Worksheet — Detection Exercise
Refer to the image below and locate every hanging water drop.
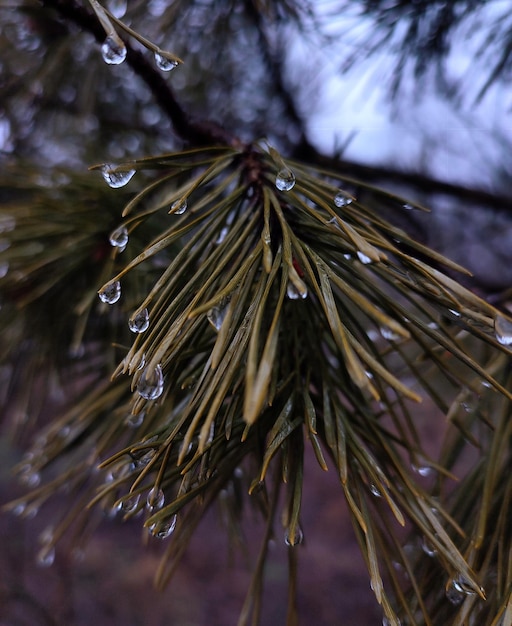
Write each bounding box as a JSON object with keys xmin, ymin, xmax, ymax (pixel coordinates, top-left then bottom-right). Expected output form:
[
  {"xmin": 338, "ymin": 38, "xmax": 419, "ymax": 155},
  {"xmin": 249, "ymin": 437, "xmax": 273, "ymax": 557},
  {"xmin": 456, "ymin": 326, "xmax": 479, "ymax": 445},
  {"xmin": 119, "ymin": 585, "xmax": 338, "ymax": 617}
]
[
  {"xmin": 109, "ymin": 225, "xmax": 128, "ymax": 249},
  {"xmin": 149, "ymin": 514, "xmax": 177, "ymax": 539},
  {"xmin": 207, "ymin": 302, "xmax": 228, "ymax": 331},
  {"xmin": 452, "ymin": 574, "xmax": 479, "ymax": 596},
  {"xmin": 380, "ymin": 326, "xmax": 401, "ymax": 341},
  {"xmin": 402, "ymin": 203, "xmax": 414, "ymax": 210},
  {"xmin": 36, "ymin": 545, "xmax": 55, "ymax": 568},
  {"xmin": 284, "ymin": 525, "xmax": 304, "ymax": 546},
  {"xmin": 170, "ymin": 197, "xmax": 187, "ymax": 214},
  {"xmin": 216, "ymin": 226, "xmax": 229, "ymax": 244},
  {"xmin": 357, "ymin": 251, "xmax": 372, "ymax": 264},
  {"xmin": 494, "ymin": 314, "xmax": 512, "ymax": 346},
  {"xmin": 137, "ymin": 364, "xmax": 164, "ymax": 400},
  {"xmin": 12, "ymin": 502, "xmax": 27, "ymax": 516},
  {"xmin": 129, "ymin": 308, "xmax": 150, "ymax": 333},
  {"xmin": 101, "ymin": 35, "xmax": 127, "ymax": 65},
  {"xmin": 370, "ymin": 484, "xmax": 382, "ymax": 498},
  {"xmin": 18, "ymin": 466, "xmax": 41, "ymax": 488},
  {"xmin": 107, "ymin": 0, "xmax": 127, "ymax": 18},
  {"xmin": 286, "ymin": 280, "xmax": 308, "ymax": 300},
  {"xmin": 154, "ymin": 51, "xmax": 179, "ymax": 72},
  {"xmin": 101, "ymin": 164, "xmax": 135, "ymax": 188},
  {"xmin": 134, "ymin": 449, "xmax": 155, "ymax": 469},
  {"xmin": 98, "ymin": 280, "xmax": 121, "ymax": 304},
  {"xmin": 121, "ymin": 493, "xmax": 140, "ymax": 513},
  {"xmin": 125, "ymin": 411, "xmax": 145, "ymax": 428},
  {"xmin": 146, "ymin": 486, "xmax": 165, "ymax": 511},
  {"xmin": 275, "ymin": 168, "xmax": 295, "ymax": 192},
  {"xmin": 334, "ymin": 191, "xmax": 353, "ymax": 208},
  {"xmin": 412, "ymin": 463, "xmax": 433, "ymax": 477}
]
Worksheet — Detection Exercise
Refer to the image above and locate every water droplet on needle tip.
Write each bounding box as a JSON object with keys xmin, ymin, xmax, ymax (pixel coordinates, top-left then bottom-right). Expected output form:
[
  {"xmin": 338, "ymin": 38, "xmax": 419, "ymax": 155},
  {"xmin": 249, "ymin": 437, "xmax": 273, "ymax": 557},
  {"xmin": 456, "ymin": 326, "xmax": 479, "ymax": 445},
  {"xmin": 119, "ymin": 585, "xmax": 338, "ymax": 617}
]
[
  {"xmin": 129, "ymin": 308, "xmax": 150, "ymax": 333},
  {"xmin": 275, "ymin": 168, "xmax": 295, "ymax": 192},
  {"xmin": 137, "ymin": 364, "xmax": 164, "ymax": 400},
  {"xmin": 109, "ymin": 225, "xmax": 128, "ymax": 249},
  {"xmin": 101, "ymin": 164, "xmax": 135, "ymax": 188},
  {"xmin": 494, "ymin": 314, "xmax": 512, "ymax": 346},
  {"xmin": 154, "ymin": 51, "xmax": 178, "ymax": 72},
  {"xmin": 98, "ymin": 281, "xmax": 121, "ymax": 304},
  {"xmin": 101, "ymin": 35, "xmax": 127, "ymax": 65}
]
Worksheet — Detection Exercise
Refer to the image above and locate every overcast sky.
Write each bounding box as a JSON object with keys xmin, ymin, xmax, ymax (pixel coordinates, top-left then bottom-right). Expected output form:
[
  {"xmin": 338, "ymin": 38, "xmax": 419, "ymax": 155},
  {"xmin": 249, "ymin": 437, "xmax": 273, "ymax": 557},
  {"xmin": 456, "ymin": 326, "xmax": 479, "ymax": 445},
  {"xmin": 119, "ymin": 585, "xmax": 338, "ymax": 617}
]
[{"xmin": 299, "ymin": 1, "xmax": 511, "ymax": 190}]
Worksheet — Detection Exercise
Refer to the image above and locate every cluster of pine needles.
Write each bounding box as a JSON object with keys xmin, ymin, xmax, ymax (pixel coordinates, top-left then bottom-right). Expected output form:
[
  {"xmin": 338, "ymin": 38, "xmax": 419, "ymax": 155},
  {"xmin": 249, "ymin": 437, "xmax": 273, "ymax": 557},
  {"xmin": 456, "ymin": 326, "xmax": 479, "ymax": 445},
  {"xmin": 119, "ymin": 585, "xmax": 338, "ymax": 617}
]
[{"xmin": 1, "ymin": 142, "xmax": 512, "ymax": 625}]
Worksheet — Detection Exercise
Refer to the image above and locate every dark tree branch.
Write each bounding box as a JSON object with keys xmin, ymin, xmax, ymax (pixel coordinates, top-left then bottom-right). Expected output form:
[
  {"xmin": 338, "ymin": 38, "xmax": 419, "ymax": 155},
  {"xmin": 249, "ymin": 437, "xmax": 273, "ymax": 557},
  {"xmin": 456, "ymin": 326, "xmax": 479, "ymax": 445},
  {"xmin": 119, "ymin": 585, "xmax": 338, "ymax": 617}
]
[
  {"xmin": 41, "ymin": 0, "xmax": 239, "ymax": 148},
  {"xmin": 38, "ymin": 1, "xmax": 512, "ymax": 222}
]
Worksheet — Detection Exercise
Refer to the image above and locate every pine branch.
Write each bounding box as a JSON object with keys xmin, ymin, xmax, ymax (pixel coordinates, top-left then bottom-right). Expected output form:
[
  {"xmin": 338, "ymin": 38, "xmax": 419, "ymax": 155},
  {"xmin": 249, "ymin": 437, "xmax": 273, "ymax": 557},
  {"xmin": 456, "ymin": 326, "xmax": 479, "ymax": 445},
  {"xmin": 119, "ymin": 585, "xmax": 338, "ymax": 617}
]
[{"xmin": 40, "ymin": 0, "xmax": 238, "ymax": 147}]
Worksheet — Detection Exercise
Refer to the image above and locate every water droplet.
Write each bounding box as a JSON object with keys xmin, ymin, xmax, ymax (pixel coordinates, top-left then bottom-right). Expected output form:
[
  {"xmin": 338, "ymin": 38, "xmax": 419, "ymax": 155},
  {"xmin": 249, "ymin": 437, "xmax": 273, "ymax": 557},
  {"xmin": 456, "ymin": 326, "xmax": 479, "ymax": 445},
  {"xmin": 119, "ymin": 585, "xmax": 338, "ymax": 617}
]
[
  {"xmin": 170, "ymin": 197, "xmax": 187, "ymax": 214},
  {"xmin": 207, "ymin": 301, "xmax": 228, "ymax": 331},
  {"xmin": 107, "ymin": 0, "xmax": 127, "ymax": 18},
  {"xmin": 448, "ymin": 308, "xmax": 461, "ymax": 318},
  {"xmin": 146, "ymin": 486, "xmax": 165, "ymax": 511},
  {"xmin": 129, "ymin": 308, "xmax": 150, "ymax": 333},
  {"xmin": 370, "ymin": 484, "xmax": 382, "ymax": 497},
  {"xmin": 109, "ymin": 225, "xmax": 128, "ymax": 249},
  {"xmin": 494, "ymin": 315, "xmax": 512, "ymax": 346},
  {"xmin": 154, "ymin": 51, "xmax": 178, "ymax": 72},
  {"xmin": 402, "ymin": 203, "xmax": 414, "ymax": 210},
  {"xmin": 149, "ymin": 515, "xmax": 177, "ymax": 539},
  {"xmin": 357, "ymin": 251, "xmax": 372, "ymax": 264},
  {"xmin": 452, "ymin": 574, "xmax": 479, "ymax": 596},
  {"xmin": 98, "ymin": 280, "xmax": 121, "ymax": 304},
  {"xmin": 125, "ymin": 411, "xmax": 145, "ymax": 428},
  {"xmin": 275, "ymin": 168, "xmax": 295, "ymax": 192},
  {"xmin": 334, "ymin": 191, "xmax": 353, "ymax": 208},
  {"xmin": 284, "ymin": 525, "xmax": 303, "ymax": 546},
  {"xmin": 101, "ymin": 164, "xmax": 135, "ymax": 188},
  {"xmin": 36, "ymin": 545, "xmax": 55, "ymax": 568},
  {"xmin": 412, "ymin": 463, "xmax": 433, "ymax": 477},
  {"xmin": 286, "ymin": 280, "xmax": 308, "ymax": 300},
  {"xmin": 421, "ymin": 536, "xmax": 437, "ymax": 557},
  {"xmin": 134, "ymin": 449, "xmax": 155, "ymax": 468},
  {"xmin": 137, "ymin": 364, "xmax": 164, "ymax": 400},
  {"xmin": 216, "ymin": 226, "xmax": 229, "ymax": 244},
  {"xmin": 380, "ymin": 326, "xmax": 401, "ymax": 341},
  {"xmin": 121, "ymin": 493, "xmax": 140, "ymax": 513},
  {"xmin": 11, "ymin": 502, "xmax": 27, "ymax": 516},
  {"xmin": 101, "ymin": 35, "xmax": 127, "ymax": 65},
  {"xmin": 18, "ymin": 466, "xmax": 41, "ymax": 488}
]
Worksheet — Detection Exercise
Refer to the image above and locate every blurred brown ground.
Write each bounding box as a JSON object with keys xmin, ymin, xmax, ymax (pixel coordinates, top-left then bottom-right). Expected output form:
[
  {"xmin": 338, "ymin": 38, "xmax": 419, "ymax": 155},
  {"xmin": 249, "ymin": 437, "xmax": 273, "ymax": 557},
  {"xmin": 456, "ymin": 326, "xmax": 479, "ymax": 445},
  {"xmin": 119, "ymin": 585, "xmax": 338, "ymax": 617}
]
[{"xmin": 0, "ymin": 439, "xmax": 388, "ymax": 626}]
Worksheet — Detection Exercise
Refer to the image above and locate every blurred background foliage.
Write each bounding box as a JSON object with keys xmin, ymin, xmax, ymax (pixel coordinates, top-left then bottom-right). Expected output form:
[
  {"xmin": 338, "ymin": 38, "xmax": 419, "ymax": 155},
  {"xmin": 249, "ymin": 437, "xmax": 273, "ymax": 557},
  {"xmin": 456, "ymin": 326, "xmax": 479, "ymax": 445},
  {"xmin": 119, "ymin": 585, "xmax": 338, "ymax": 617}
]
[{"xmin": 1, "ymin": 1, "xmax": 512, "ymax": 625}]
